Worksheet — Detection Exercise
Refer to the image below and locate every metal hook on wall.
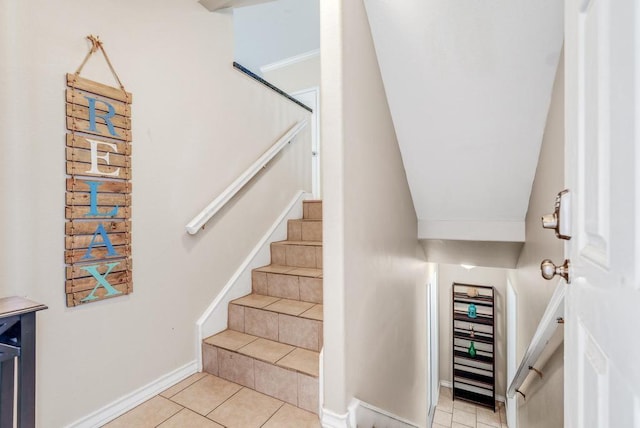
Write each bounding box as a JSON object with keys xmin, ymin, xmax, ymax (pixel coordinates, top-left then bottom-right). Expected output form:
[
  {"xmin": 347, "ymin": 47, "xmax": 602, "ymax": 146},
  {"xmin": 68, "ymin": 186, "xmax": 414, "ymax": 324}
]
[{"xmin": 528, "ymin": 366, "xmax": 543, "ymax": 379}]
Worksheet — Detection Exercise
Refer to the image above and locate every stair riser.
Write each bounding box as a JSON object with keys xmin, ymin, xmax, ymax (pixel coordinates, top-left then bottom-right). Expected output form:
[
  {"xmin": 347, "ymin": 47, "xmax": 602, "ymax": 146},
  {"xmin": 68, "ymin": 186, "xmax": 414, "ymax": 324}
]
[
  {"xmin": 287, "ymin": 220, "xmax": 322, "ymax": 242},
  {"xmin": 303, "ymin": 201, "xmax": 322, "ymax": 220},
  {"xmin": 252, "ymin": 271, "xmax": 323, "ymax": 304},
  {"xmin": 271, "ymin": 244, "xmax": 323, "ymax": 269},
  {"xmin": 228, "ymin": 303, "xmax": 323, "ymax": 352},
  {"xmin": 202, "ymin": 344, "xmax": 319, "ymax": 414}
]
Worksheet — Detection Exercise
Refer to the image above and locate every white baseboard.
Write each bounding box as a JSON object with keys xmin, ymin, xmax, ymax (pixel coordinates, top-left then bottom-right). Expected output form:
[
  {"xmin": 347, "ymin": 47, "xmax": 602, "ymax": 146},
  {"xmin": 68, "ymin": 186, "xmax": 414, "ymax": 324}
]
[
  {"xmin": 352, "ymin": 399, "xmax": 420, "ymax": 428},
  {"xmin": 321, "ymin": 407, "xmax": 351, "ymax": 428},
  {"xmin": 195, "ymin": 190, "xmax": 312, "ymax": 369},
  {"xmin": 66, "ymin": 360, "xmax": 197, "ymax": 428},
  {"xmin": 322, "ymin": 399, "xmax": 422, "ymax": 428},
  {"xmin": 439, "ymin": 380, "xmax": 506, "ymax": 403}
]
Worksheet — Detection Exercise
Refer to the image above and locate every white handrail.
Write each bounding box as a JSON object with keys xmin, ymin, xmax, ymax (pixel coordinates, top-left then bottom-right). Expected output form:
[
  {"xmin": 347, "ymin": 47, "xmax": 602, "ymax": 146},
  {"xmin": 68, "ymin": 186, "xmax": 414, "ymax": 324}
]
[
  {"xmin": 507, "ymin": 283, "xmax": 566, "ymax": 398},
  {"xmin": 186, "ymin": 119, "xmax": 309, "ymax": 235}
]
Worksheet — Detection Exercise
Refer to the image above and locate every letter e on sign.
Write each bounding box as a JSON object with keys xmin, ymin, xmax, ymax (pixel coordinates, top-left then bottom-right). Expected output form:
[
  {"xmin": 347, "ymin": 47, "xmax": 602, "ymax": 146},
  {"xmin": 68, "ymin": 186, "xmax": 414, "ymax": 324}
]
[{"xmin": 85, "ymin": 138, "xmax": 121, "ymax": 177}]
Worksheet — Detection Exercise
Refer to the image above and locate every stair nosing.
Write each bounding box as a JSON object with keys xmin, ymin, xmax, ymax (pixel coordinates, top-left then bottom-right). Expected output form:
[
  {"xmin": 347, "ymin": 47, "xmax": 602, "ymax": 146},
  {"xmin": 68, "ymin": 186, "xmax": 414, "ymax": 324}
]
[
  {"xmin": 204, "ymin": 330, "xmax": 319, "ymax": 377},
  {"xmin": 253, "ymin": 264, "xmax": 323, "ymax": 278},
  {"xmin": 230, "ymin": 294, "xmax": 323, "ymax": 319},
  {"xmin": 272, "ymin": 240, "xmax": 322, "ymax": 246}
]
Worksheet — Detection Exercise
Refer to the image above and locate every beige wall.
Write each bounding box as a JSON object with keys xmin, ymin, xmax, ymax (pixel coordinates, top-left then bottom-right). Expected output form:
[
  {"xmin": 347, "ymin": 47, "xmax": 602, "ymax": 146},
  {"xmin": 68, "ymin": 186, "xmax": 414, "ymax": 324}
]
[
  {"xmin": 422, "ymin": 240, "xmax": 523, "ymax": 269},
  {"xmin": 507, "ymin": 51, "xmax": 565, "ymax": 428},
  {"xmin": 437, "ymin": 265, "xmax": 508, "ymax": 397},
  {"xmin": 0, "ymin": 1, "xmax": 311, "ymax": 426},
  {"xmin": 262, "ymin": 55, "xmax": 320, "ymax": 94},
  {"xmin": 321, "ymin": 0, "xmax": 429, "ymax": 425}
]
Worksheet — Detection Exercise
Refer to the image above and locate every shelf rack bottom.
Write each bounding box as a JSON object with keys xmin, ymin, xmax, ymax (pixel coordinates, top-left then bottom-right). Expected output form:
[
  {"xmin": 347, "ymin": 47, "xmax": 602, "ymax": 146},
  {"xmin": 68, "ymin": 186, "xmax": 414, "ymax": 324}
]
[{"xmin": 453, "ymin": 387, "xmax": 496, "ymax": 412}]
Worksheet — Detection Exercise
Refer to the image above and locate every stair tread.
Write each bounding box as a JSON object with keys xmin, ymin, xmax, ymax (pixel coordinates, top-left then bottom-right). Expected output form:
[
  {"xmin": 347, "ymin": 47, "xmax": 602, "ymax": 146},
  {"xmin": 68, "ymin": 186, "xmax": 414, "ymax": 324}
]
[
  {"xmin": 254, "ymin": 264, "xmax": 322, "ymax": 278},
  {"xmin": 237, "ymin": 337, "xmax": 295, "ymax": 364},
  {"xmin": 204, "ymin": 330, "xmax": 319, "ymax": 377},
  {"xmin": 203, "ymin": 329, "xmax": 257, "ymax": 351},
  {"xmin": 231, "ymin": 294, "xmax": 280, "ymax": 309},
  {"xmin": 273, "ymin": 240, "xmax": 322, "ymax": 246},
  {"xmin": 263, "ymin": 298, "xmax": 315, "ymax": 316},
  {"xmin": 231, "ymin": 294, "xmax": 323, "ymax": 320},
  {"xmin": 277, "ymin": 348, "xmax": 319, "ymax": 377},
  {"xmin": 299, "ymin": 304, "xmax": 323, "ymax": 321}
]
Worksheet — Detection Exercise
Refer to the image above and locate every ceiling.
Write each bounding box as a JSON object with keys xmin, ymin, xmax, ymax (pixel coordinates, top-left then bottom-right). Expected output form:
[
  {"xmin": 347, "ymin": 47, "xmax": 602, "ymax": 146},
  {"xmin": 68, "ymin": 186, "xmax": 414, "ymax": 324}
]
[
  {"xmin": 230, "ymin": 0, "xmax": 319, "ymax": 75},
  {"xmin": 364, "ymin": 0, "xmax": 564, "ymax": 242},
  {"xmin": 202, "ymin": 0, "xmax": 564, "ymax": 261}
]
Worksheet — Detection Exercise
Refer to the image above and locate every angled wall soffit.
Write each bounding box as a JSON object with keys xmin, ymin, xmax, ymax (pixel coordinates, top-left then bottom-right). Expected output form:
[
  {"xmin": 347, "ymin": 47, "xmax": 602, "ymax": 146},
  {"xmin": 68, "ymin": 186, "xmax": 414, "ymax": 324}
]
[{"xmin": 199, "ymin": 0, "xmax": 276, "ymax": 13}]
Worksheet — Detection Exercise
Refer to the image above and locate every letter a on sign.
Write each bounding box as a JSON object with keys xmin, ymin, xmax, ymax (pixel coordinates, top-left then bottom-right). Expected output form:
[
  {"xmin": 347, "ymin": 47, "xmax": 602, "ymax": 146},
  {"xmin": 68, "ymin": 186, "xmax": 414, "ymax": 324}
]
[{"xmin": 83, "ymin": 223, "xmax": 119, "ymax": 260}]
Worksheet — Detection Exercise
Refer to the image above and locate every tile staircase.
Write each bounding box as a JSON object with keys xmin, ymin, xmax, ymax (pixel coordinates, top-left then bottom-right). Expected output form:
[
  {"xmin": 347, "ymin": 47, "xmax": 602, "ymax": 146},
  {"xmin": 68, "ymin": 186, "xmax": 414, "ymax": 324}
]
[{"xmin": 202, "ymin": 200, "xmax": 323, "ymax": 415}]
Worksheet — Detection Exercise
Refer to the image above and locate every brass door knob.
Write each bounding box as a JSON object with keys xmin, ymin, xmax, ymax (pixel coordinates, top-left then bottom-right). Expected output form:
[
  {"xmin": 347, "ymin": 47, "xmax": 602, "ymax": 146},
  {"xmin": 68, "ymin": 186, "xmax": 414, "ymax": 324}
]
[
  {"xmin": 541, "ymin": 189, "xmax": 571, "ymax": 240},
  {"xmin": 541, "ymin": 213, "xmax": 558, "ymax": 230},
  {"xmin": 540, "ymin": 259, "xmax": 571, "ymax": 283}
]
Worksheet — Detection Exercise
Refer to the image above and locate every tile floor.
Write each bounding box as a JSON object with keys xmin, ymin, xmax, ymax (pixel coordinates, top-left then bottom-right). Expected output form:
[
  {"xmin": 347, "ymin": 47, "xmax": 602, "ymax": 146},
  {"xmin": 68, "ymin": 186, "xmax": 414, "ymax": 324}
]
[
  {"xmin": 432, "ymin": 387, "xmax": 508, "ymax": 428},
  {"xmin": 103, "ymin": 372, "xmax": 320, "ymax": 428}
]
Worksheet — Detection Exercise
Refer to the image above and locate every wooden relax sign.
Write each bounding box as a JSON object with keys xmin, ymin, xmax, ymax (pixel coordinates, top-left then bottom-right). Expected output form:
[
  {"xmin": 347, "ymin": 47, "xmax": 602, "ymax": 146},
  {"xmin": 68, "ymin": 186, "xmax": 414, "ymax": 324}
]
[{"xmin": 65, "ymin": 66, "xmax": 133, "ymax": 306}]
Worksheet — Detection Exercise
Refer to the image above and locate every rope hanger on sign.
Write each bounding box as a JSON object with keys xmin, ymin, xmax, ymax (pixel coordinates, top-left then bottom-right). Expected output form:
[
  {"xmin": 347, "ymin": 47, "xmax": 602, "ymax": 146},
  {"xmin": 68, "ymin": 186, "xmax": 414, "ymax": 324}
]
[{"xmin": 74, "ymin": 35, "xmax": 128, "ymax": 96}]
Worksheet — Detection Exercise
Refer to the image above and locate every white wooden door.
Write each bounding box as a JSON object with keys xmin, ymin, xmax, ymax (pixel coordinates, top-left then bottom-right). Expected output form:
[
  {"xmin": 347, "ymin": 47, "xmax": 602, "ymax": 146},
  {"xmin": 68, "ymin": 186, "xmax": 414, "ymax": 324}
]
[
  {"xmin": 292, "ymin": 87, "xmax": 321, "ymax": 198},
  {"xmin": 565, "ymin": 0, "xmax": 640, "ymax": 426}
]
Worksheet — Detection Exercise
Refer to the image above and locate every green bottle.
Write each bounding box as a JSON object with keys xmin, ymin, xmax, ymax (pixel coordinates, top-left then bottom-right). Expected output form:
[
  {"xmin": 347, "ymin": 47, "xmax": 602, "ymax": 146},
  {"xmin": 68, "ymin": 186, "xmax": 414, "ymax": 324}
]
[{"xmin": 468, "ymin": 341, "xmax": 477, "ymax": 357}]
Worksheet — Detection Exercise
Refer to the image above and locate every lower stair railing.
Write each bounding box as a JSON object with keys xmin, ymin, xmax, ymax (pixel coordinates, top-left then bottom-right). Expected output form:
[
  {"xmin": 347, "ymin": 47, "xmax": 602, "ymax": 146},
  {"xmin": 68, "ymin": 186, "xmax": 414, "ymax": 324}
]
[{"xmin": 506, "ymin": 284, "xmax": 565, "ymax": 399}]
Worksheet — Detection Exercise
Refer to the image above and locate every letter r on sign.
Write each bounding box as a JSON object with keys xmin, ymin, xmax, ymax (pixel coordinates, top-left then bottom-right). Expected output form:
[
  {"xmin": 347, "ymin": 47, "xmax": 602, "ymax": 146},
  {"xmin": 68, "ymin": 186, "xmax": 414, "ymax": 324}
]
[{"xmin": 85, "ymin": 96, "xmax": 120, "ymax": 137}]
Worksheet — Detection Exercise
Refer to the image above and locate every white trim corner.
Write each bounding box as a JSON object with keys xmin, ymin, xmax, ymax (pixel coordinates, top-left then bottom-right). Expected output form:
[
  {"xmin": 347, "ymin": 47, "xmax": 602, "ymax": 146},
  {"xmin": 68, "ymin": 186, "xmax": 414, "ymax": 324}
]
[
  {"xmin": 260, "ymin": 49, "xmax": 320, "ymax": 74},
  {"xmin": 321, "ymin": 407, "xmax": 351, "ymax": 428}
]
